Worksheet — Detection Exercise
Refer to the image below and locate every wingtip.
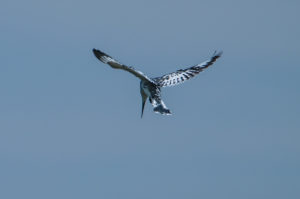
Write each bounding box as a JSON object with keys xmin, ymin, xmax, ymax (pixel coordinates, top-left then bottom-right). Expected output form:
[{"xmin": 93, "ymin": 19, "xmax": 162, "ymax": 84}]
[
  {"xmin": 93, "ymin": 48, "xmax": 102, "ymax": 55},
  {"xmin": 92, "ymin": 48, "xmax": 109, "ymax": 62},
  {"xmin": 213, "ymin": 50, "xmax": 223, "ymax": 57},
  {"xmin": 92, "ymin": 48, "xmax": 98, "ymax": 57},
  {"xmin": 92, "ymin": 48, "xmax": 109, "ymax": 57}
]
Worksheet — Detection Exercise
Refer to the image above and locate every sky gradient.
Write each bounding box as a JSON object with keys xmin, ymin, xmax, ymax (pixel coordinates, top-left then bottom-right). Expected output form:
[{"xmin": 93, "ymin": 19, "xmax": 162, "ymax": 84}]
[{"xmin": 1, "ymin": 0, "xmax": 299, "ymax": 198}]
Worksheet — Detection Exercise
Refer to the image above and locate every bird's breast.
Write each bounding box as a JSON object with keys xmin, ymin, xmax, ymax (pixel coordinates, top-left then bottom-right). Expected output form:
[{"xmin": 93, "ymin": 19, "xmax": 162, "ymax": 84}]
[
  {"xmin": 142, "ymin": 86, "xmax": 151, "ymax": 97},
  {"xmin": 141, "ymin": 81, "xmax": 159, "ymax": 98}
]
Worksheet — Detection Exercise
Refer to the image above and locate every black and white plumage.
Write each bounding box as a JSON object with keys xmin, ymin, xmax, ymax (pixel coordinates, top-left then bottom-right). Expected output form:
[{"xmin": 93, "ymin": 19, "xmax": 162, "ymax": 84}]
[
  {"xmin": 152, "ymin": 51, "xmax": 222, "ymax": 87},
  {"xmin": 92, "ymin": 48, "xmax": 222, "ymax": 117}
]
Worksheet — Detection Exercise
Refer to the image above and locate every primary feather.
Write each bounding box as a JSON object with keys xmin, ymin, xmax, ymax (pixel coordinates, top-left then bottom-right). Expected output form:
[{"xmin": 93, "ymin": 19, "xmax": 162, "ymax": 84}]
[{"xmin": 153, "ymin": 51, "xmax": 222, "ymax": 87}]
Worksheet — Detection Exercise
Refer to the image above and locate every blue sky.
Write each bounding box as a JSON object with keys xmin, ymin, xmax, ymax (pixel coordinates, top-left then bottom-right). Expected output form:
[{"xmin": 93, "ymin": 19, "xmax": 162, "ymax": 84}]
[{"xmin": 1, "ymin": 0, "xmax": 299, "ymax": 198}]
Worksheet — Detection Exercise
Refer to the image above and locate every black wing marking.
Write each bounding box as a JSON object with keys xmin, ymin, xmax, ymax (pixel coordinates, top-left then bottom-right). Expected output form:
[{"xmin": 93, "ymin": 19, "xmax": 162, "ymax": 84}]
[{"xmin": 153, "ymin": 51, "xmax": 222, "ymax": 87}]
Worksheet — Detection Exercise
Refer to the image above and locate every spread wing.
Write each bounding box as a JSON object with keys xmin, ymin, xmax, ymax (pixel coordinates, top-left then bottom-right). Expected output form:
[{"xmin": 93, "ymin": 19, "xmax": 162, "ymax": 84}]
[
  {"xmin": 93, "ymin": 49, "xmax": 155, "ymax": 83},
  {"xmin": 153, "ymin": 51, "xmax": 222, "ymax": 87}
]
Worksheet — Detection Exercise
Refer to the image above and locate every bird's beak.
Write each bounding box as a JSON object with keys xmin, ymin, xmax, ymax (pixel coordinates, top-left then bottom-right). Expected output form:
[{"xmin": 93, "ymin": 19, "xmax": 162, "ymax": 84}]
[
  {"xmin": 141, "ymin": 97, "xmax": 146, "ymax": 118},
  {"xmin": 140, "ymin": 89, "xmax": 147, "ymax": 118}
]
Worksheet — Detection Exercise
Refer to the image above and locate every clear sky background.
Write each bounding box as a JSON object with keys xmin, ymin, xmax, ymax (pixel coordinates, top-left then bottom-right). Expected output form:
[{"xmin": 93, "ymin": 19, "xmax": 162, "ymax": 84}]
[{"xmin": 1, "ymin": 0, "xmax": 299, "ymax": 198}]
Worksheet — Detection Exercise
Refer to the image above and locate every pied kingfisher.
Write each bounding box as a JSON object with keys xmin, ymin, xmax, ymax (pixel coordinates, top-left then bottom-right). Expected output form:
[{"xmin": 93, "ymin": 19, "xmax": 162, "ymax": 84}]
[{"xmin": 93, "ymin": 49, "xmax": 222, "ymax": 118}]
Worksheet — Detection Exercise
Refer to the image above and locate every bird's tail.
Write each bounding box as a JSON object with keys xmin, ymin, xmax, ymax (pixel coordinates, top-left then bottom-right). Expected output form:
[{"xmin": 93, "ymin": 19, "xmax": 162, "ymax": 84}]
[
  {"xmin": 154, "ymin": 104, "xmax": 171, "ymax": 115},
  {"xmin": 150, "ymin": 98, "xmax": 172, "ymax": 115}
]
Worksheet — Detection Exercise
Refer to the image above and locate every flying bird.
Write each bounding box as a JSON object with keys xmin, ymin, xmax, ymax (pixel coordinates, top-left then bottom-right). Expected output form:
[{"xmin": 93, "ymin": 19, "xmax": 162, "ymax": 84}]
[{"xmin": 92, "ymin": 49, "xmax": 222, "ymax": 118}]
